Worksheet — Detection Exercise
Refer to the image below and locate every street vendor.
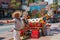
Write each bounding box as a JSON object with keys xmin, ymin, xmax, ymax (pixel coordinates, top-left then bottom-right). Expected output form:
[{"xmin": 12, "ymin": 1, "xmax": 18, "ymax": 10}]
[
  {"xmin": 0, "ymin": 10, "xmax": 26, "ymax": 40},
  {"xmin": 9, "ymin": 11, "xmax": 25, "ymax": 40},
  {"xmin": 39, "ymin": 6, "xmax": 53, "ymax": 36},
  {"xmin": 45, "ymin": 6, "xmax": 53, "ymax": 36},
  {"xmin": 38, "ymin": 8, "xmax": 48, "ymax": 36}
]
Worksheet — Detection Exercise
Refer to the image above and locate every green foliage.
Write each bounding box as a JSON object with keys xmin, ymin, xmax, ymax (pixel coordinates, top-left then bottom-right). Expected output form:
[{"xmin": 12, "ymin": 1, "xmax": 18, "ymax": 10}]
[{"xmin": 11, "ymin": 0, "xmax": 16, "ymax": 3}]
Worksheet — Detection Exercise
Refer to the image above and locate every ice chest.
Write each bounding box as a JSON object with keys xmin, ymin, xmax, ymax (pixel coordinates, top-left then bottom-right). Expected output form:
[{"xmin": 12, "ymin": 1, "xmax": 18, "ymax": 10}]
[{"xmin": 31, "ymin": 29, "xmax": 39, "ymax": 38}]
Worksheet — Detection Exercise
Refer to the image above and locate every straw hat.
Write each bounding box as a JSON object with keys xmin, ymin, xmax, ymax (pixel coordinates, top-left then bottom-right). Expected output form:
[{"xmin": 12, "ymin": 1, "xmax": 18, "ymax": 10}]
[{"xmin": 12, "ymin": 10, "xmax": 22, "ymax": 18}]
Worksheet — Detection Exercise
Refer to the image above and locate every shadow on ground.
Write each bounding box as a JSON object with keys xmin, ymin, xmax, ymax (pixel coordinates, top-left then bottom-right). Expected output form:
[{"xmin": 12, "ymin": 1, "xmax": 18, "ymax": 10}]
[{"xmin": 0, "ymin": 37, "xmax": 5, "ymax": 40}]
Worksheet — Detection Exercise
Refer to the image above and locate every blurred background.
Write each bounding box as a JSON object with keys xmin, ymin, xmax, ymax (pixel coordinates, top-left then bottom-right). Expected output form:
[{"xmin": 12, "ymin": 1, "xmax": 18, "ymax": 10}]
[{"xmin": 0, "ymin": 0, "xmax": 60, "ymax": 19}]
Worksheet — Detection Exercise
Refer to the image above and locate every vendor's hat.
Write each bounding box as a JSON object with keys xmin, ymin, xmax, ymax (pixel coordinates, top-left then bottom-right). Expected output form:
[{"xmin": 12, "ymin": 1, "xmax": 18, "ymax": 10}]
[{"xmin": 12, "ymin": 10, "xmax": 22, "ymax": 18}]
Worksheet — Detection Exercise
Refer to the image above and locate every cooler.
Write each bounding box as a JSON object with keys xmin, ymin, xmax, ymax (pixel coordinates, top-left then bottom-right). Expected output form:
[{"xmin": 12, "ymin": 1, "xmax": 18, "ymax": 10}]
[{"xmin": 31, "ymin": 29, "xmax": 39, "ymax": 38}]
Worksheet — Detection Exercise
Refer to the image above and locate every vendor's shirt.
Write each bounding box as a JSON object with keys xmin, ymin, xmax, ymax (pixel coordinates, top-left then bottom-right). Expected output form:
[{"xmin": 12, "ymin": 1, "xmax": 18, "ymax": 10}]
[{"xmin": 13, "ymin": 18, "xmax": 25, "ymax": 30}]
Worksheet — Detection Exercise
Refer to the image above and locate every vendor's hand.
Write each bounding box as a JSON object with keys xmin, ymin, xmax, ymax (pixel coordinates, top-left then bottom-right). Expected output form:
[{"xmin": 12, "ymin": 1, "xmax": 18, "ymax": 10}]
[
  {"xmin": 7, "ymin": 20, "xmax": 15, "ymax": 23},
  {"xmin": 0, "ymin": 20, "xmax": 7, "ymax": 24},
  {"xmin": 6, "ymin": 20, "xmax": 10, "ymax": 24}
]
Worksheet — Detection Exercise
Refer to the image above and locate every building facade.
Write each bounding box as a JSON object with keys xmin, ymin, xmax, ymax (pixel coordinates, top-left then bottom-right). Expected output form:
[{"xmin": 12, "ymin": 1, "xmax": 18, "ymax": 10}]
[
  {"xmin": 0, "ymin": 0, "xmax": 22, "ymax": 19},
  {"xmin": 0, "ymin": 0, "xmax": 44, "ymax": 19}
]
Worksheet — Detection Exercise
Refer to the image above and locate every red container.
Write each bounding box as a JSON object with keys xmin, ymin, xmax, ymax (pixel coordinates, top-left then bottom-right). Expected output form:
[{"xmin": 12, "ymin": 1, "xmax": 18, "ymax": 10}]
[{"xmin": 31, "ymin": 30, "xmax": 39, "ymax": 38}]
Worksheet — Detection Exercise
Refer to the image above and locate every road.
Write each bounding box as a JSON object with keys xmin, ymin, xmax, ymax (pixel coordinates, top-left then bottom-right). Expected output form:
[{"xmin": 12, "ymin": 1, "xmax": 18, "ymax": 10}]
[
  {"xmin": 0, "ymin": 22, "xmax": 60, "ymax": 40},
  {"xmin": 0, "ymin": 23, "xmax": 14, "ymax": 34},
  {"xmin": 0, "ymin": 23, "xmax": 14, "ymax": 40}
]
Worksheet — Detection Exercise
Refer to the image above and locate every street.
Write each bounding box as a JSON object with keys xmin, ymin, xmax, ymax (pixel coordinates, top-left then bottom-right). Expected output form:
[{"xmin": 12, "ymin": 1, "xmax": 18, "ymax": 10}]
[{"xmin": 0, "ymin": 22, "xmax": 60, "ymax": 40}]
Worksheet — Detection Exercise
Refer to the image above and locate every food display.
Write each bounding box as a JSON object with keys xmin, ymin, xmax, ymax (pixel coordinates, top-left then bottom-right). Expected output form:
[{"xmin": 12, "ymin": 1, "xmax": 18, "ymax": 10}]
[{"xmin": 28, "ymin": 18, "xmax": 43, "ymax": 28}]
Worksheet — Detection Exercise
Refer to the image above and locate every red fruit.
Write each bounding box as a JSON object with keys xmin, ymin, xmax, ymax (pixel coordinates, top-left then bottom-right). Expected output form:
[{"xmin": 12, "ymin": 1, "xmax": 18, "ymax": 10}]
[
  {"xmin": 35, "ymin": 22, "xmax": 38, "ymax": 27},
  {"xmin": 29, "ymin": 22, "xmax": 34, "ymax": 27},
  {"xmin": 39, "ymin": 23, "xmax": 42, "ymax": 27}
]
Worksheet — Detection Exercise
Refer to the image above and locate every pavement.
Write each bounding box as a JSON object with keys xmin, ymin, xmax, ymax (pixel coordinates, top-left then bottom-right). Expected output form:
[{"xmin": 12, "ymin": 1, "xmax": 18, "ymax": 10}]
[
  {"xmin": 0, "ymin": 32, "xmax": 13, "ymax": 40},
  {"xmin": 0, "ymin": 23, "xmax": 14, "ymax": 40},
  {"xmin": 0, "ymin": 20, "xmax": 60, "ymax": 40}
]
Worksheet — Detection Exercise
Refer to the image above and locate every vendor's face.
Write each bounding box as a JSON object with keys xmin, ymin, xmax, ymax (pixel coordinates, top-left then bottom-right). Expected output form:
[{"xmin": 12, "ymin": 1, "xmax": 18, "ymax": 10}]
[{"xmin": 15, "ymin": 13, "xmax": 21, "ymax": 18}]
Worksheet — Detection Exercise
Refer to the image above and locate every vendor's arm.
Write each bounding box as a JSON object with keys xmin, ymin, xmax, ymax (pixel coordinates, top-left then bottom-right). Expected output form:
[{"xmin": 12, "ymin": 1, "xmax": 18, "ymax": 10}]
[
  {"xmin": 0, "ymin": 20, "xmax": 7, "ymax": 24},
  {"xmin": 0, "ymin": 19, "xmax": 15, "ymax": 24},
  {"xmin": 7, "ymin": 19, "xmax": 15, "ymax": 23}
]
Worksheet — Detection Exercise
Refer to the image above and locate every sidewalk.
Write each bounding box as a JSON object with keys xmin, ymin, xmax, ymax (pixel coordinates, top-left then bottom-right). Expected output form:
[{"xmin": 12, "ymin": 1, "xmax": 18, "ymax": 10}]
[
  {"xmin": 27, "ymin": 34, "xmax": 60, "ymax": 40},
  {"xmin": 0, "ymin": 32, "xmax": 13, "ymax": 40},
  {"xmin": 2, "ymin": 33, "xmax": 60, "ymax": 40}
]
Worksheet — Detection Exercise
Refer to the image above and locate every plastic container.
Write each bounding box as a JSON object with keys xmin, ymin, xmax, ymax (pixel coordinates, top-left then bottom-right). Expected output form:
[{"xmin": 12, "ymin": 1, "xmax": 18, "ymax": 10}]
[{"xmin": 31, "ymin": 29, "xmax": 39, "ymax": 38}]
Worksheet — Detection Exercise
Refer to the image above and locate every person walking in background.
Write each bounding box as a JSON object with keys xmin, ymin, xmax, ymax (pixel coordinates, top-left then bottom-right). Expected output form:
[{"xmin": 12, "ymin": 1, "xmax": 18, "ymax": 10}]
[
  {"xmin": 38, "ymin": 8, "xmax": 47, "ymax": 36},
  {"xmin": 45, "ymin": 5, "xmax": 53, "ymax": 35},
  {"xmin": 46, "ymin": 23, "xmax": 51, "ymax": 36},
  {"xmin": 46, "ymin": 5, "xmax": 53, "ymax": 19}
]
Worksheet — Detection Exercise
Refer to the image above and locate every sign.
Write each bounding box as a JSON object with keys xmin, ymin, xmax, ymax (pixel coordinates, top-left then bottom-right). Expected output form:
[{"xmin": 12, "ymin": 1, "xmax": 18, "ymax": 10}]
[
  {"xmin": 29, "ymin": 2, "xmax": 47, "ymax": 12},
  {"xmin": 30, "ymin": 5, "xmax": 46, "ymax": 12},
  {"xmin": 11, "ymin": 0, "xmax": 16, "ymax": 3},
  {"xmin": 58, "ymin": 0, "xmax": 60, "ymax": 5},
  {"xmin": 29, "ymin": 2, "xmax": 47, "ymax": 6}
]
